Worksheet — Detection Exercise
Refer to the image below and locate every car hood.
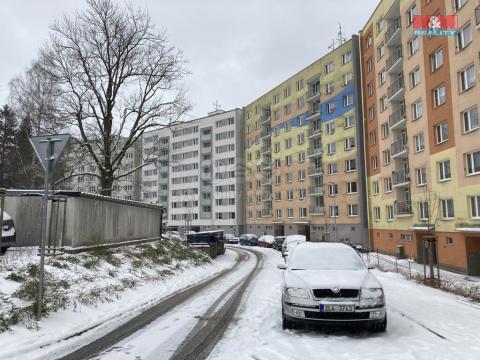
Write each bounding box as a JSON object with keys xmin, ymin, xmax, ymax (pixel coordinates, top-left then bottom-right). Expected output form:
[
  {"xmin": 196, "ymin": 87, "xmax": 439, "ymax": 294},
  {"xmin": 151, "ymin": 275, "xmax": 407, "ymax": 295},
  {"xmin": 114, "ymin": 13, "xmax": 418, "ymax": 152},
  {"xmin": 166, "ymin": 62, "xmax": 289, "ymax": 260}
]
[{"xmin": 283, "ymin": 269, "xmax": 381, "ymax": 290}]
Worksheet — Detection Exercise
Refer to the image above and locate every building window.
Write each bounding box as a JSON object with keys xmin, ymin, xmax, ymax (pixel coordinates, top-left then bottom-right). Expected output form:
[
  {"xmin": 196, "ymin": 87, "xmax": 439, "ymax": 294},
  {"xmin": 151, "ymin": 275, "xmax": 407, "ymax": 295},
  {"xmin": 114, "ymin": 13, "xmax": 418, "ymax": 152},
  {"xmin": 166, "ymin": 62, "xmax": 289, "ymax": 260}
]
[
  {"xmin": 459, "ymin": 64, "xmax": 476, "ymax": 92},
  {"xmin": 276, "ymin": 209, "xmax": 282, "ymax": 218},
  {"xmin": 369, "ymin": 131, "xmax": 377, "ymax": 145},
  {"xmin": 384, "ymin": 177, "xmax": 392, "ymax": 192},
  {"xmin": 344, "ymin": 115, "xmax": 355, "ymax": 128},
  {"xmin": 298, "ymin": 170, "xmax": 305, "ymax": 181},
  {"xmin": 345, "ymin": 159, "xmax": 357, "ymax": 172},
  {"xmin": 287, "ymin": 208, "xmax": 294, "ymax": 218},
  {"xmin": 287, "ymin": 190, "xmax": 294, "ymax": 200},
  {"xmin": 438, "ymin": 159, "xmax": 452, "ymax": 181},
  {"xmin": 386, "ymin": 205, "xmax": 394, "ymax": 221},
  {"xmin": 435, "ymin": 122, "xmax": 448, "ymax": 144},
  {"xmin": 347, "ymin": 181, "xmax": 358, "ymax": 194},
  {"xmin": 431, "ymin": 48, "xmax": 443, "ymax": 72},
  {"xmin": 273, "ymin": 94, "xmax": 279, "ymax": 104},
  {"xmin": 366, "ymin": 34, "xmax": 372, "ymax": 48},
  {"xmin": 299, "ymin": 189, "xmax": 306, "ymax": 199},
  {"xmin": 466, "ymin": 150, "xmax": 480, "ymax": 175},
  {"xmin": 381, "ymin": 122, "xmax": 390, "ymax": 139},
  {"xmin": 325, "ymin": 62, "xmax": 334, "ymax": 74},
  {"xmin": 328, "ymin": 183, "xmax": 338, "ymax": 196},
  {"xmin": 414, "ymin": 132, "xmax": 425, "ymax": 152},
  {"xmin": 380, "ymin": 95, "xmax": 388, "ymax": 112},
  {"xmin": 374, "ymin": 207, "xmax": 381, "ymax": 221},
  {"xmin": 406, "ymin": 4, "xmax": 417, "ymax": 26},
  {"xmin": 369, "ymin": 105, "xmax": 376, "ymax": 121},
  {"xmin": 377, "ymin": 43, "xmax": 385, "ymax": 60},
  {"xmin": 298, "ymin": 152, "xmax": 305, "ymax": 162},
  {"xmin": 371, "ymin": 156, "xmax": 378, "ymax": 170},
  {"xmin": 342, "ymin": 51, "xmax": 352, "ymax": 64},
  {"xmin": 408, "ymin": 36, "xmax": 419, "ymax": 56},
  {"xmin": 329, "ymin": 205, "xmax": 339, "ymax": 217},
  {"xmin": 400, "ymin": 234, "xmax": 413, "ymax": 241},
  {"xmin": 383, "ymin": 149, "xmax": 391, "ymax": 165},
  {"xmin": 453, "ymin": 0, "xmax": 467, "ymax": 11},
  {"xmin": 286, "ymin": 172, "xmax": 293, "ymax": 183},
  {"xmin": 419, "ymin": 202, "xmax": 429, "ymax": 220},
  {"xmin": 416, "ymin": 167, "xmax": 427, "ymax": 186},
  {"xmin": 326, "ymin": 122, "xmax": 336, "ymax": 134},
  {"xmin": 412, "ymin": 100, "xmax": 423, "ymax": 120},
  {"xmin": 348, "ymin": 204, "xmax": 359, "ymax": 216},
  {"xmin": 344, "ymin": 137, "xmax": 355, "ymax": 150},
  {"xmin": 327, "ymin": 102, "xmax": 336, "ymax": 114},
  {"xmin": 462, "ymin": 106, "xmax": 479, "ymax": 133},
  {"xmin": 327, "ymin": 143, "xmax": 336, "ymax": 155},
  {"xmin": 299, "ymin": 208, "xmax": 307, "ymax": 218},
  {"xmin": 433, "ymin": 85, "xmax": 446, "ymax": 107},
  {"xmin": 275, "ymin": 175, "xmax": 281, "ymax": 185},
  {"xmin": 441, "ymin": 198, "xmax": 455, "ymax": 219},
  {"xmin": 367, "ymin": 58, "xmax": 373, "ymax": 73},
  {"xmin": 328, "ymin": 163, "xmax": 337, "ymax": 175},
  {"xmin": 457, "ymin": 23, "xmax": 472, "ymax": 51},
  {"xmin": 410, "ymin": 67, "xmax": 421, "ymax": 88},
  {"xmin": 372, "ymin": 181, "xmax": 379, "ymax": 195},
  {"xmin": 296, "ymin": 79, "xmax": 304, "ymax": 91},
  {"xmin": 343, "ymin": 73, "xmax": 353, "ymax": 86},
  {"xmin": 285, "ymin": 155, "xmax": 292, "ymax": 165},
  {"xmin": 446, "ymin": 237, "xmax": 454, "ymax": 246},
  {"xmin": 285, "ymin": 138, "xmax": 292, "ymax": 149},
  {"xmin": 284, "ymin": 86, "xmax": 291, "ymax": 98},
  {"xmin": 470, "ymin": 195, "xmax": 480, "ymax": 218},
  {"xmin": 368, "ymin": 82, "xmax": 374, "ymax": 96}
]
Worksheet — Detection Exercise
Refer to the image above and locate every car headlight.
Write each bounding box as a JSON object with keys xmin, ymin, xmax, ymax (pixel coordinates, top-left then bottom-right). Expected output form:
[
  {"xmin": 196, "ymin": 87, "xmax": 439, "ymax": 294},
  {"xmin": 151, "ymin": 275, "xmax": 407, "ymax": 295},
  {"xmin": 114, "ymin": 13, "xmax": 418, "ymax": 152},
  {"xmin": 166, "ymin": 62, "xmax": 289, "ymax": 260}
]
[
  {"xmin": 361, "ymin": 288, "xmax": 384, "ymax": 299},
  {"xmin": 285, "ymin": 287, "xmax": 310, "ymax": 299}
]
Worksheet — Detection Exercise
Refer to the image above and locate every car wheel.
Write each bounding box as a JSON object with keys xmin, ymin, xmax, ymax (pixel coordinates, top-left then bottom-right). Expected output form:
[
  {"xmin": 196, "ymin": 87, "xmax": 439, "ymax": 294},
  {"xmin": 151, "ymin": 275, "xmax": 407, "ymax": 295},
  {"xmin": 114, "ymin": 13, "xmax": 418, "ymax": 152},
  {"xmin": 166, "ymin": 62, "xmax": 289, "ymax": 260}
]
[
  {"xmin": 372, "ymin": 314, "xmax": 387, "ymax": 333},
  {"xmin": 282, "ymin": 311, "xmax": 294, "ymax": 330}
]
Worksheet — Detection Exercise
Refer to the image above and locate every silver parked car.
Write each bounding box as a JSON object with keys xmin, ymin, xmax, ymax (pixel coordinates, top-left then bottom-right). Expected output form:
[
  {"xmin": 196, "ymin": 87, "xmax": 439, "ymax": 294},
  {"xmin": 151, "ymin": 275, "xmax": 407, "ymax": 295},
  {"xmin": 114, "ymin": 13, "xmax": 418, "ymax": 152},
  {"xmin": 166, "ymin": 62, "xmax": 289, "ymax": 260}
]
[{"xmin": 278, "ymin": 242, "xmax": 386, "ymax": 332}]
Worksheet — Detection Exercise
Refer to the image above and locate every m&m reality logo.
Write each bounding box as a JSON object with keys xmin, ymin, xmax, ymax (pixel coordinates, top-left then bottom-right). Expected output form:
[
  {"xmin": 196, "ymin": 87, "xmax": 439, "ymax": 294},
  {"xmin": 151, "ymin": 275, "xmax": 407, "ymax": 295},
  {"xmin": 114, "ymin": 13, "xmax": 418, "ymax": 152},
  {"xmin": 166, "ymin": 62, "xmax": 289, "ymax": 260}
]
[{"xmin": 413, "ymin": 15, "xmax": 458, "ymax": 36}]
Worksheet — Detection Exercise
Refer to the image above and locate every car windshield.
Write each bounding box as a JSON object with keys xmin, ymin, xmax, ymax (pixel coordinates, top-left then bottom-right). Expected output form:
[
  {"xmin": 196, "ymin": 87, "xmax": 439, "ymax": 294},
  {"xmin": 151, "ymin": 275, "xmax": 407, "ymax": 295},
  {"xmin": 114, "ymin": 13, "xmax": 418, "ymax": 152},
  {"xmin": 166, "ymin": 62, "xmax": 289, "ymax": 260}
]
[{"xmin": 288, "ymin": 246, "xmax": 365, "ymax": 270}]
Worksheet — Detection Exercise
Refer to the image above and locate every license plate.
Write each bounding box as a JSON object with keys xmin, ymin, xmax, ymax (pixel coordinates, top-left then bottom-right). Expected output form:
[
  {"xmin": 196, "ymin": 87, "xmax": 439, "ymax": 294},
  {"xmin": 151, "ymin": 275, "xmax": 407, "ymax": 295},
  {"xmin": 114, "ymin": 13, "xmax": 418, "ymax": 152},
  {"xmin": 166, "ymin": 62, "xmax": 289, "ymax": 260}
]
[{"xmin": 319, "ymin": 304, "xmax": 355, "ymax": 312}]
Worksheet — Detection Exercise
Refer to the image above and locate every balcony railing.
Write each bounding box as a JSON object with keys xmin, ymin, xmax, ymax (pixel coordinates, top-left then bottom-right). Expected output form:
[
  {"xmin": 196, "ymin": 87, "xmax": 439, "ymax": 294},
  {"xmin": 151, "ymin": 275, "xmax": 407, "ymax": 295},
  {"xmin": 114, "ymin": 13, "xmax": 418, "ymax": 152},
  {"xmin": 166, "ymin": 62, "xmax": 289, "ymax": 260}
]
[
  {"xmin": 262, "ymin": 160, "xmax": 272, "ymax": 168},
  {"xmin": 385, "ymin": 17, "xmax": 401, "ymax": 44},
  {"xmin": 200, "ymin": 212, "xmax": 212, "ymax": 219},
  {"xmin": 387, "ymin": 75, "xmax": 404, "ymax": 100},
  {"xmin": 308, "ymin": 165, "xmax": 323, "ymax": 176},
  {"xmin": 200, "ymin": 197, "xmax": 212, "ymax": 205},
  {"xmin": 308, "ymin": 186, "xmax": 324, "ymax": 195},
  {"xmin": 262, "ymin": 114, "xmax": 271, "ymax": 123},
  {"xmin": 309, "ymin": 206, "xmax": 325, "ymax": 215},
  {"xmin": 308, "ymin": 147, "xmax": 323, "ymax": 157},
  {"xmin": 386, "ymin": 47, "xmax": 402, "ymax": 73},
  {"xmin": 261, "ymin": 145, "xmax": 271, "ymax": 153},
  {"xmin": 307, "ymin": 109, "xmax": 321, "ymax": 121},
  {"xmin": 392, "ymin": 169, "xmax": 410, "ymax": 186},
  {"xmin": 262, "ymin": 192, "xmax": 272, "ymax": 201},
  {"xmin": 262, "ymin": 208, "xmax": 273, "ymax": 217},
  {"xmin": 389, "ymin": 107, "xmax": 406, "ymax": 129},
  {"xmin": 308, "ymin": 126, "xmax": 322, "ymax": 137},
  {"xmin": 305, "ymin": 88, "xmax": 320, "ymax": 101},
  {"xmin": 394, "ymin": 200, "xmax": 412, "ymax": 216},
  {"xmin": 200, "ymin": 133, "xmax": 212, "ymax": 141},
  {"xmin": 391, "ymin": 139, "xmax": 408, "ymax": 157},
  {"xmin": 260, "ymin": 129, "xmax": 271, "ymax": 139},
  {"xmin": 200, "ymin": 146, "xmax": 212, "ymax": 154},
  {"xmin": 261, "ymin": 176, "xmax": 272, "ymax": 185}
]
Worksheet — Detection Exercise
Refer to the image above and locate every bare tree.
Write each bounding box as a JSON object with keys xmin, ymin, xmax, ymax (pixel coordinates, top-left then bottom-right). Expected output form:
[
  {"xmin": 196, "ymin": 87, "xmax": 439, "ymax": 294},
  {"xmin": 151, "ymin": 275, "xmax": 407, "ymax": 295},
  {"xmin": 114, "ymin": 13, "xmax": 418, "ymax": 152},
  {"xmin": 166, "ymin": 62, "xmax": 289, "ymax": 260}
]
[{"xmin": 40, "ymin": 0, "xmax": 190, "ymax": 195}]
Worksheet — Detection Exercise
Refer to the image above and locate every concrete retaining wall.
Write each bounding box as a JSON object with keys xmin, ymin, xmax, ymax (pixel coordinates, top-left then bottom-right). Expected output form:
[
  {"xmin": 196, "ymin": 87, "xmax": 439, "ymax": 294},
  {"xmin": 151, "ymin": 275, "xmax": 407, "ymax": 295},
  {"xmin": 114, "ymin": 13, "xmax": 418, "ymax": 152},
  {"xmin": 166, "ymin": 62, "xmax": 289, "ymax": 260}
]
[{"xmin": 3, "ymin": 191, "xmax": 163, "ymax": 248}]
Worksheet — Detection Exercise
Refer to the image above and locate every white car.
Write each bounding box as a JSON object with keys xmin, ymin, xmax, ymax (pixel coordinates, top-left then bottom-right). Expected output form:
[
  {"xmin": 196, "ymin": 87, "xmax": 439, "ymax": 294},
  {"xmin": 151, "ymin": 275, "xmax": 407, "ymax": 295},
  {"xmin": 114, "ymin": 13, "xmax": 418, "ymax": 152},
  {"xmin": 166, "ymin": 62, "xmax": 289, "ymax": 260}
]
[
  {"xmin": 1, "ymin": 210, "xmax": 16, "ymax": 255},
  {"xmin": 281, "ymin": 234, "xmax": 306, "ymax": 257},
  {"xmin": 224, "ymin": 233, "xmax": 239, "ymax": 244},
  {"xmin": 278, "ymin": 242, "xmax": 386, "ymax": 332}
]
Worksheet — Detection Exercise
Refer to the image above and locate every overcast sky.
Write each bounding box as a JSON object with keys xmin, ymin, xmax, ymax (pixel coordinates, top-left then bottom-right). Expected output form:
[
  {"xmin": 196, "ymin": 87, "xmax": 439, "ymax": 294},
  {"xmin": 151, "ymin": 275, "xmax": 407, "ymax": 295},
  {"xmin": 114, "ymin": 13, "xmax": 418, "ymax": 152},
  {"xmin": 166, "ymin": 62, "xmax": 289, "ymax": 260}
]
[{"xmin": 1, "ymin": 0, "xmax": 379, "ymax": 119}]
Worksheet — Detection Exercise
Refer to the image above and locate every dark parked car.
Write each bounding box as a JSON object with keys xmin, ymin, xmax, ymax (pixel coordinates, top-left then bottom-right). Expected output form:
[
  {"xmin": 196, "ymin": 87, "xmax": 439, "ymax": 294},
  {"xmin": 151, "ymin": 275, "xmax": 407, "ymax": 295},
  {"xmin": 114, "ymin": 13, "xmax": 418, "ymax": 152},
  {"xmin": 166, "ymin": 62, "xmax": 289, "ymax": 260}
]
[
  {"xmin": 239, "ymin": 234, "xmax": 258, "ymax": 246},
  {"xmin": 224, "ymin": 233, "xmax": 239, "ymax": 244},
  {"xmin": 273, "ymin": 236, "xmax": 286, "ymax": 251},
  {"xmin": 1, "ymin": 211, "xmax": 16, "ymax": 255}
]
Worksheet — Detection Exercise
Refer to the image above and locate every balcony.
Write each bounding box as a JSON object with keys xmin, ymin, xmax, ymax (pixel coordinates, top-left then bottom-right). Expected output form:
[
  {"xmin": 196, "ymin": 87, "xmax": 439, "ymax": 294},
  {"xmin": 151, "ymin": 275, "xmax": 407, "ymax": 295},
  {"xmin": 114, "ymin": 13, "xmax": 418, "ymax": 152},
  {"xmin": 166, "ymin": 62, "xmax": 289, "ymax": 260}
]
[
  {"xmin": 262, "ymin": 159, "xmax": 272, "ymax": 169},
  {"xmin": 391, "ymin": 139, "xmax": 408, "ymax": 158},
  {"xmin": 201, "ymin": 158, "xmax": 212, "ymax": 166},
  {"xmin": 309, "ymin": 206, "xmax": 325, "ymax": 215},
  {"xmin": 308, "ymin": 186, "xmax": 324, "ymax": 195},
  {"xmin": 262, "ymin": 114, "xmax": 271, "ymax": 124},
  {"xmin": 394, "ymin": 200, "xmax": 413, "ymax": 217},
  {"xmin": 308, "ymin": 147, "xmax": 323, "ymax": 157},
  {"xmin": 386, "ymin": 47, "xmax": 403, "ymax": 74},
  {"xmin": 307, "ymin": 126, "xmax": 322, "ymax": 138},
  {"xmin": 305, "ymin": 88, "xmax": 321, "ymax": 102},
  {"xmin": 159, "ymin": 189, "xmax": 168, "ymax": 196},
  {"xmin": 261, "ymin": 176, "xmax": 272, "ymax": 185},
  {"xmin": 262, "ymin": 208, "xmax": 273, "ymax": 217},
  {"xmin": 200, "ymin": 133, "xmax": 212, "ymax": 141},
  {"xmin": 389, "ymin": 107, "xmax": 406, "ymax": 129},
  {"xmin": 392, "ymin": 169, "xmax": 411, "ymax": 187},
  {"xmin": 385, "ymin": 17, "xmax": 401, "ymax": 46},
  {"xmin": 200, "ymin": 196, "xmax": 211, "ymax": 205},
  {"xmin": 308, "ymin": 165, "xmax": 323, "ymax": 176},
  {"xmin": 262, "ymin": 192, "xmax": 272, "ymax": 201},
  {"xmin": 387, "ymin": 75, "xmax": 404, "ymax": 102},
  {"xmin": 261, "ymin": 145, "xmax": 271, "ymax": 154},
  {"xmin": 307, "ymin": 109, "xmax": 321, "ymax": 121},
  {"xmin": 200, "ymin": 146, "xmax": 212, "ymax": 154},
  {"xmin": 260, "ymin": 129, "xmax": 271, "ymax": 139},
  {"xmin": 200, "ymin": 212, "xmax": 212, "ymax": 220}
]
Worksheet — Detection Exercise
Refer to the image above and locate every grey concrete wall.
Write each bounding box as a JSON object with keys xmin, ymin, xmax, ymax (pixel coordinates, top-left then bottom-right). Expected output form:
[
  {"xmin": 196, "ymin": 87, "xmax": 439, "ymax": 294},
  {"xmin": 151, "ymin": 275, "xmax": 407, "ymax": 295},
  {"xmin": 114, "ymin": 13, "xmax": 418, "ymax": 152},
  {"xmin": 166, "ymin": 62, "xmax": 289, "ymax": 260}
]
[{"xmin": 3, "ymin": 192, "xmax": 162, "ymax": 248}]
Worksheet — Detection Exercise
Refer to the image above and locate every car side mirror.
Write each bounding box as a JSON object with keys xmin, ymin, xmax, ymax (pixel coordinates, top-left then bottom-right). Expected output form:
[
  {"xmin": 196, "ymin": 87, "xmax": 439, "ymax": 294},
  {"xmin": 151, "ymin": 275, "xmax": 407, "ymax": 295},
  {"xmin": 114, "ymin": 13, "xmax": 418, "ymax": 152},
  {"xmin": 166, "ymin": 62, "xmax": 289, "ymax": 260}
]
[{"xmin": 277, "ymin": 264, "xmax": 286, "ymax": 270}]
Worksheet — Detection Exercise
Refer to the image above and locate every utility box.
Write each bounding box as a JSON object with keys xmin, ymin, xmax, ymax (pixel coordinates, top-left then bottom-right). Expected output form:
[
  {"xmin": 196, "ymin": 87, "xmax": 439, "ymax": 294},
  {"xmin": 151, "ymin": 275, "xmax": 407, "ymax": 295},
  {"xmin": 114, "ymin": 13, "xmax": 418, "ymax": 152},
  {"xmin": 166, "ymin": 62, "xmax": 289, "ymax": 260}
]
[{"xmin": 395, "ymin": 244, "xmax": 405, "ymax": 259}]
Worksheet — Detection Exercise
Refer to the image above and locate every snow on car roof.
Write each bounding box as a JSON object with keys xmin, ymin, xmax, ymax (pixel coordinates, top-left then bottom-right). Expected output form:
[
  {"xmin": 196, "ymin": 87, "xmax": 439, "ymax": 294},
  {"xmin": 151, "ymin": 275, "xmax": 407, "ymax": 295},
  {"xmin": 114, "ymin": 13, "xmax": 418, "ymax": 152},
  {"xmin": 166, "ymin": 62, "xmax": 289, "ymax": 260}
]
[
  {"xmin": 284, "ymin": 234, "xmax": 306, "ymax": 243},
  {"xmin": 259, "ymin": 235, "xmax": 275, "ymax": 243}
]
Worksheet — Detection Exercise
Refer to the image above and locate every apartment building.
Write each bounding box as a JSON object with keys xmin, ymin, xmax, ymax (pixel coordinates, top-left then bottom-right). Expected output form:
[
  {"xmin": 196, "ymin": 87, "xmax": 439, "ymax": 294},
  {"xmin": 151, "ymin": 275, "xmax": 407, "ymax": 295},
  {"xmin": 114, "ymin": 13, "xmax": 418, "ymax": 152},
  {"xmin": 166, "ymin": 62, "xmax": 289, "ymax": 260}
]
[
  {"xmin": 141, "ymin": 109, "xmax": 244, "ymax": 235},
  {"xmin": 244, "ymin": 38, "xmax": 369, "ymax": 245},
  {"xmin": 360, "ymin": 0, "xmax": 480, "ymax": 275}
]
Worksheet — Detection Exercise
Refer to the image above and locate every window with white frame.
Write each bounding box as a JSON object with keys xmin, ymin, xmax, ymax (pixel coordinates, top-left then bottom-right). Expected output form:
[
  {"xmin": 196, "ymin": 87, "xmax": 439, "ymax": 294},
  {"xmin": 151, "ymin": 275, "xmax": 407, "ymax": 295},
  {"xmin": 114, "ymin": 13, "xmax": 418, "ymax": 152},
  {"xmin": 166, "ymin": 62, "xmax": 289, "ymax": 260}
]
[
  {"xmin": 286, "ymin": 172, "xmax": 293, "ymax": 182},
  {"xmin": 325, "ymin": 62, "xmax": 334, "ymax": 74},
  {"xmin": 419, "ymin": 202, "xmax": 429, "ymax": 220},
  {"xmin": 342, "ymin": 51, "xmax": 352, "ymax": 64},
  {"xmin": 296, "ymin": 79, "xmax": 304, "ymax": 91},
  {"xmin": 345, "ymin": 137, "xmax": 355, "ymax": 150},
  {"xmin": 369, "ymin": 105, "xmax": 376, "ymax": 120},
  {"xmin": 287, "ymin": 208, "xmax": 294, "ymax": 218},
  {"xmin": 435, "ymin": 122, "xmax": 449, "ymax": 144},
  {"xmin": 466, "ymin": 150, "xmax": 480, "ymax": 175},
  {"xmin": 343, "ymin": 73, "xmax": 353, "ymax": 86},
  {"xmin": 470, "ymin": 195, "xmax": 480, "ymax": 218},
  {"xmin": 438, "ymin": 159, "xmax": 452, "ymax": 181},
  {"xmin": 297, "ymin": 96, "xmax": 304, "ymax": 109},
  {"xmin": 298, "ymin": 152, "xmax": 305, "ymax": 162},
  {"xmin": 285, "ymin": 138, "xmax": 292, "ymax": 149},
  {"xmin": 374, "ymin": 207, "xmax": 381, "ymax": 221},
  {"xmin": 412, "ymin": 99, "xmax": 423, "ymax": 120},
  {"xmin": 274, "ymin": 143, "xmax": 280, "ymax": 153},
  {"xmin": 275, "ymin": 175, "xmax": 281, "ymax": 185},
  {"xmin": 416, "ymin": 167, "xmax": 427, "ymax": 186},
  {"xmin": 414, "ymin": 132, "xmax": 425, "ymax": 152},
  {"xmin": 299, "ymin": 208, "xmax": 307, "ymax": 218},
  {"xmin": 287, "ymin": 189, "xmax": 293, "ymax": 200},
  {"xmin": 380, "ymin": 95, "xmax": 388, "ymax": 111},
  {"xmin": 329, "ymin": 205, "xmax": 339, "ymax": 217},
  {"xmin": 370, "ymin": 131, "xmax": 377, "ymax": 145},
  {"xmin": 367, "ymin": 58, "xmax": 373, "ymax": 72},
  {"xmin": 285, "ymin": 155, "xmax": 292, "ymax": 166},
  {"xmin": 453, "ymin": 0, "xmax": 467, "ymax": 11},
  {"xmin": 431, "ymin": 48, "xmax": 443, "ymax": 72},
  {"xmin": 372, "ymin": 181, "xmax": 379, "ymax": 195},
  {"xmin": 297, "ymin": 133, "xmax": 305, "ymax": 144},
  {"xmin": 367, "ymin": 34, "xmax": 372, "ymax": 48},
  {"xmin": 273, "ymin": 94, "xmax": 279, "ymax": 104},
  {"xmin": 410, "ymin": 67, "xmax": 421, "ymax": 88},
  {"xmin": 328, "ymin": 183, "xmax": 338, "ymax": 196},
  {"xmin": 379, "ymin": 69, "xmax": 386, "ymax": 85},
  {"xmin": 441, "ymin": 198, "xmax": 455, "ymax": 219},
  {"xmin": 345, "ymin": 159, "xmax": 357, "ymax": 172},
  {"xmin": 462, "ymin": 106, "xmax": 479, "ymax": 133},
  {"xmin": 284, "ymin": 86, "xmax": 291, "ymax": 98},
  {"xmin": 408, "ymin": 36, "xmax": 419, "ymax": 56},
  {"xmin": 457, "ymin": 23, "xmax": 472, "ymax": 51},
  {"xmin": 348, "ymin": 204, "xmax": 359, "ymax": 216},
  {"xmin": 377, "ymin": 43, "xmax": 385, "ymax": 60},
  {"xmin": 433, "ymin": 85, "xmax": 446, "ymax": 107},
  {"xmin": 347, "ymin": 181, "xmax": 358, "ymax": 194},
  {"xmin": 371, "ymin": 156, "xmax": 378, "ymax": 170},
  {"xmin": 459, "ymin": 64, "xmax": 476, "ymax": 92},
  {"xmin": 386, "ymin": 205, "xmax": 394, "ymax": 221},
  {"xmin": 327, "ymin": 102, "xmax": 336, "ymax": 114},
  {"xmin": 406, "ymin": 4, "xmax": 416, "ymax": 26},
  {"xmin": 328, "ymin": 163, "xmax": 337, "ymax": 175},
  {"xmin": 381, "ymin": 122, "xmax": 390, "ymax": 138},
  {"xmin": 326, "ymin": 82, "xmax": 335, "ymax": 94},
  {"xmin": 368, "ymin": 82, "xmax": 374, "ymax": 97},
  {"xmin": 344, "ymin": 115, "xmax": 355, "ymax": 128},
  {"xmin": 298, "ymin": 170, "xmax": 306, "ymax": 181},
  {"xmin": 326, "ymin": 122, "xmax": 336, "ymax": 134},
  {"xmin": 327, "ymin": 143, "xmax": 336, "ymax": 155},
  {"xmin": 276, "ymin": 209, "xmax": 283, "ymax": 218},
  {"xmin": 384, "ymin": 177, "xmax": 392, "ymax": 192},
  {"xmin": 383, "ymin": 149, "xmax": 391, "ymax": 165},
  {"xmin": 344, "ymin": 93, "xmax": 354, "ymax": 107}
]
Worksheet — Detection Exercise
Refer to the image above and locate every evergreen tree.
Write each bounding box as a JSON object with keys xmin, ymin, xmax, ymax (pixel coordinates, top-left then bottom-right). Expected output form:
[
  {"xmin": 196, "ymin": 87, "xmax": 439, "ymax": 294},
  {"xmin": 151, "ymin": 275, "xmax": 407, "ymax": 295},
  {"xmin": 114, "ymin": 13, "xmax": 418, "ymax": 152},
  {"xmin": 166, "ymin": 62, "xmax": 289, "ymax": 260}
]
[{"xmin": 0, "ymin": 105, "xmax": 18, "ymax": 188}]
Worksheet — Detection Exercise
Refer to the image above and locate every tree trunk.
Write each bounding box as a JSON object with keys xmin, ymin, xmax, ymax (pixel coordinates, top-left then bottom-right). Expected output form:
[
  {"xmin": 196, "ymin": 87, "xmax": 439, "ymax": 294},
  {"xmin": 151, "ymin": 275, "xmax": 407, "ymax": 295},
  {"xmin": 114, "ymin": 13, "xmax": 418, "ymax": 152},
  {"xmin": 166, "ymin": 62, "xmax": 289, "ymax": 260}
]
[{"xmin": 100, "ymin": 174, "xmax": 113, "ymax": 197}]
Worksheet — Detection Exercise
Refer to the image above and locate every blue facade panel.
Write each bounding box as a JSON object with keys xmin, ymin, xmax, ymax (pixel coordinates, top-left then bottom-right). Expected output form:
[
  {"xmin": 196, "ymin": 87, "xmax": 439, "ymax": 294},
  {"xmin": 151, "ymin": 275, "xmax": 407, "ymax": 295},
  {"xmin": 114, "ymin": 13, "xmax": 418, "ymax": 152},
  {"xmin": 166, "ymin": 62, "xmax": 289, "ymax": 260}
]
[{"xmin": 320, "ymin": 85, "xmax": 355, "ymax": 123}]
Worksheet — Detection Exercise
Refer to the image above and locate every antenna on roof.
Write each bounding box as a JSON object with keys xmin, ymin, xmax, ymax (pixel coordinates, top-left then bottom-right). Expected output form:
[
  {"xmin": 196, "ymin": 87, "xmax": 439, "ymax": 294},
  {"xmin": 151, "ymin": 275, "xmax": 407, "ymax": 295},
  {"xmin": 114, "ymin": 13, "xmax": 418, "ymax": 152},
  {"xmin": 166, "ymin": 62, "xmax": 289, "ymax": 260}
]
[
  {"xmin": 212, "ymin": 100, "xmax": 222, "ymax": 112},
  {"xmin": 337, "ymin": 23, "xmax": 347, "ymax": 46},
  {"xmin": 328, "ymin": 39, "xmax": 336, "ymax": 51}
]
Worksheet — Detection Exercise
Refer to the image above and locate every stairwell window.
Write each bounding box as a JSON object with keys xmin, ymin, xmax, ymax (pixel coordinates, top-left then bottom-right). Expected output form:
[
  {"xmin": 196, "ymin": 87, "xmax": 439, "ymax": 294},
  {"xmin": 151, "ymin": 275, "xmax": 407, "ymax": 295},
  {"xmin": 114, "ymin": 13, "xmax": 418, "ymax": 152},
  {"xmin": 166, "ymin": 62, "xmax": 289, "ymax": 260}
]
[
  {"xmin": 406, "ymin": 5, "xmax": 417, "ymax": 27},
  {"xmin": 348, "ymin": 204, "xmax": 359, "ymax": 216},
  {"xmin": 431, "ymin": 48, "xmax": 443, "ymax": 72},
  {"xmin": 438, "ymin": 159, "xmax": 452, "ymax": 181},
  {"xmin": 374, "ymin": 207, "xmax": 381, "ymax": 221},
  {"xmin": 410, "ymin": 67, "xmax": 421, "ymax": 88},
  {"xmin": 344, "ymin": 94, "xmax": 354, "ymax": 107},
  {"xmin": 433, "ymin": 84, "xmax": 446, "ymax": 108},
  {"xmin": 345, "ymin": 159, "xmax": 357, "ymax": 172},
  {"xmin": 386, "ymin": 205, "xmax": 394, "ymax": 221},
  {"xmin": 435, "ymin": 122, "xmax": 449, "ymax": 144},
  {"xmin": 416, "ymin": 167, "xmax": 427, "ymax": 186},
  {"xmin": 466, "ymin": 150, "xmax": 480, "ymax": 175},
  {"xmin": 345, "ymin": 137, "xmax": 355, "ymax": 151},
  {"xmin": 342, "ymin": 51, "xmax": 352, "ymax": 64},
  {"xmin": 412, "ymin": 99, "xmax": 423, "ymax": 120},
  {"xmin": 441, "ymin": 199, "xmax": 455, "ymax": 219},
  {"xmin": 372, "ymin": 181, "xmax": 379, "ymax": 195},
  {"xmin": 414, "ymin": 132, "xmax": 425, "ymax": 152},
  {"xmin": 459, "ymin": 64, "xmax": 476, "ymax": 92},
  {"xmin": 419, "ymin": 202, "xmax": 429, "ymax": 220},
  {"xmin": 457, "ymin": 23, "xmax": 472, "ymax": 51},
  {"xmin": 462, "ymin": 106, "xmax": 479, "ymax": 133}
]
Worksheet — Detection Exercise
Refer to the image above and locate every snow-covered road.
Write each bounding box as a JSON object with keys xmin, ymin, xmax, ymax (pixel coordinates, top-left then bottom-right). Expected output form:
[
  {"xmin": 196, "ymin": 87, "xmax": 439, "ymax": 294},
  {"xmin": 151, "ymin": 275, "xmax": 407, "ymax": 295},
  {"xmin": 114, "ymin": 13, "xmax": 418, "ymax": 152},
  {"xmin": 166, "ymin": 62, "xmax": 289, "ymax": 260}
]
[{"xmin": 209, "ymin": 247, "xmax": 480, "ymax": 360}]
